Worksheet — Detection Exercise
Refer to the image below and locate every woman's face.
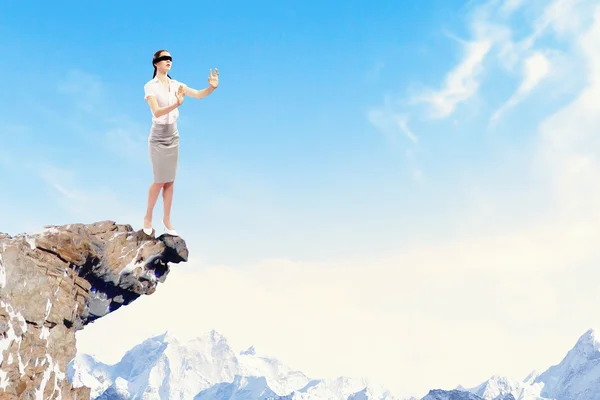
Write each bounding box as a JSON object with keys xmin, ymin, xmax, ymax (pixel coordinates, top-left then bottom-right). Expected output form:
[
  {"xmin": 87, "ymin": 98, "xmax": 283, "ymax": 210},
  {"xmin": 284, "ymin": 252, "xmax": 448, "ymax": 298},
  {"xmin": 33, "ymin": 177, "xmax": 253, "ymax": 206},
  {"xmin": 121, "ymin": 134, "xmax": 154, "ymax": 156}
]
[{"xmin": 155, "ymin": 51, "xmax": 172, "ymax": 72}]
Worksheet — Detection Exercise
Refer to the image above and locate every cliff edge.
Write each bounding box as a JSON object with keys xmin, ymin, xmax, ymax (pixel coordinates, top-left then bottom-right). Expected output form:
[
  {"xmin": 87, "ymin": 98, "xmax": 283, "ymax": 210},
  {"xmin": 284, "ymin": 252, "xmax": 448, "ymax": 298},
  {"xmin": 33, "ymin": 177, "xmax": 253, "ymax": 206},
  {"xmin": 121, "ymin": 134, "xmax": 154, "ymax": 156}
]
[{"xmin": 0, "ymin": 220, "xmax": 188, "ymax": 399}]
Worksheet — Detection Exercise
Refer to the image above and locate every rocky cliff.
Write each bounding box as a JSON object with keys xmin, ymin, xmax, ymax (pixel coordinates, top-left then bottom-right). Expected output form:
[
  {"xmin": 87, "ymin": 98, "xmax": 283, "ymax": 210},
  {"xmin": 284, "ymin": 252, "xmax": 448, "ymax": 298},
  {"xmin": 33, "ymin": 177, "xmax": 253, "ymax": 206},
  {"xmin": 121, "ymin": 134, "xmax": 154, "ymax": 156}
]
[{"xmin": 0, "ymin": 221, "xmax": 188, "ymax": 399}]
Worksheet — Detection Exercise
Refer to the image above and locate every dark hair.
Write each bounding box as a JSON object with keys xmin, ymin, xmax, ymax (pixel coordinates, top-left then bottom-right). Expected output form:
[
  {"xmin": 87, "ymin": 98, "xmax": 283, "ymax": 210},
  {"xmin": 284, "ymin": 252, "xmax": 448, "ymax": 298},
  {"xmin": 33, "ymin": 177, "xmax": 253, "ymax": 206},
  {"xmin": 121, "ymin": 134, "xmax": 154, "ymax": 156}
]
[{"xmin": 152, "ymin": 49, "xmax": 172, "ymax": 79}]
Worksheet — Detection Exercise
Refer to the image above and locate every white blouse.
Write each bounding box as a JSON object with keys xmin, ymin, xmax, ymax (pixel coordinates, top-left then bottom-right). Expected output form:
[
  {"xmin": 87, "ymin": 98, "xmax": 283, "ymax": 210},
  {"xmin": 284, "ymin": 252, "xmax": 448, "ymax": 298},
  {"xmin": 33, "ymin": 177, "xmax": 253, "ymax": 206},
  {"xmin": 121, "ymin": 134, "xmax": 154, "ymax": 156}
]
[{"xmin": 143, "ymin": 77, "xmax": 188, "ymax": 125}]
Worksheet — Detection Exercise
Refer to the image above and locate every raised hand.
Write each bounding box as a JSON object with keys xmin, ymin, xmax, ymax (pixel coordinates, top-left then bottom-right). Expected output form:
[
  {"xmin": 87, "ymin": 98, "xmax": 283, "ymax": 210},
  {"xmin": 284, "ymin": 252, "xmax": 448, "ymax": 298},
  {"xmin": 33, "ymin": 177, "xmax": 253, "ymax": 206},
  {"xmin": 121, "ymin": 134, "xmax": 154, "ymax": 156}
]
[
  {"xmin": 208, "ymin": 68, "xmax": 219, "ymax": 88},
  {"xmin": 176, "ymin": 84, "xmax": 185, "ymax": 105}
]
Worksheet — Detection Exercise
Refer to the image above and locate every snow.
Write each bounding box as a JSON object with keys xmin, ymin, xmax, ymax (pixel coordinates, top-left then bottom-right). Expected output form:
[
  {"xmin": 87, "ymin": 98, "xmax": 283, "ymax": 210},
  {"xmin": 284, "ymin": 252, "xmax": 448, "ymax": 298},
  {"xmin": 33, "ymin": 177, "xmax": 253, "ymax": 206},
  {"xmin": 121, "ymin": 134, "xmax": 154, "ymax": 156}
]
[
  {"xmin": 0, "ymin": 301, "xmax": 27, "ymax": 376},
  {"xmin": 532, "ymin": 328, "xmax": 600, "ymax": 400},
  {"xmin": 0, "ymin": 369, "xmax": 7, "ymax": 390},
  {"xmin": 40, "ymin": 326, "xmax": 50, "ymax": 340},
  {"xmin": 109, "ymin": 232, "xmax": 125, "ymax": 241},
  {"xmin": 119, "ymin": 243, "xmax": 149, "ymax": 276},
  {"xmin": 284, "ymin": 376, "xmax": 392, "ymax": 400},
  {"xmin": 69, "ymin": 327, "xmax": 600, "ymax": 400},
  {"xmin": 70, "ymin": 329, "xmax": 398, "ymax": 400},
  {"xmin": 42, "ymin": 227, "xmax": 60, "ymax": 235},
  {"xmin": 465, "ymin": 374, "xmax": 547, "ymax": 400},
  {"xmin": 0, "ymin": 252, "xmax": 5, "ymax": 289},
  {"xmin": 36, "ymin": 354, "xmax": 64, "ymax": 400},
  {"xmin": 67, "ymin": 354, "xmax": 114, "ymax": 399},
  {"xmin": 45, "ymin": 299, "xmax": 52, "ymax": 319},
  {"xmin": 112, "ymin": 377, "xmax": 130, "ymax": 397},
  {"xmin": 237, "ymin": 344, "xmax": 310, "ymax": 395},
  {"xmin": 25, "ymin": 236, "xmax": 36, "ymax": 250},
  {"xmin": 422, "ymin": 389, "xmax": 484, "ymax": 400},
  {"xmin": 194, "ymin": 375, "xmax": 279, "ymax": 400}
]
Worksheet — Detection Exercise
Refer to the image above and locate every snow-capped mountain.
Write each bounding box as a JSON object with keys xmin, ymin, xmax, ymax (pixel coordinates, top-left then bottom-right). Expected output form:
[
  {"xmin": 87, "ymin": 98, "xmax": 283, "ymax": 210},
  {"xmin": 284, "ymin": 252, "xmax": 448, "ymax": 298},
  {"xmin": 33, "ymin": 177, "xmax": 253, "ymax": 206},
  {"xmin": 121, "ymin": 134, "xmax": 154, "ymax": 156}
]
[
  {"xmin": 69, "ymin": 328, "xmax": 600, "ymax": 400},
  {"xmin": 463, "ymin": 374, "xmax": 548, "ymax": 400},
  {"xmin": 533, "ymin": 328, "xmax": 600, "ymax": 400},
  {"xmin": 421, "ymin": 390, "xmax": 488, "ymax": 400},
  {"xmin": 452, "ymin": 328, "xmax": 600, "ymax": 400},
  {"xmin": 68, "ymin": 329, "xmax": 400, "ymax": 399},
  {"xmin": 194, "ymin": 375, "xmax": 280, "ymax": 400},
  {"xmin": 276, "ymin": 376, "xmax": 402, "ymax": 400}
]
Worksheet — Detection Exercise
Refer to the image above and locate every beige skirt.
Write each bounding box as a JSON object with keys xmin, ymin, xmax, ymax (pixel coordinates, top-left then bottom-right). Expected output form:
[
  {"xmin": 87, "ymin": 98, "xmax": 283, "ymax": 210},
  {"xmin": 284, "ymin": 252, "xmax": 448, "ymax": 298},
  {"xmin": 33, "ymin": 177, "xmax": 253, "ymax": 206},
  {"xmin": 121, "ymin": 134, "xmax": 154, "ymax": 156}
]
[{"xmin": 148, "ymin": 122, "xmax": 179, "ymax": 183}]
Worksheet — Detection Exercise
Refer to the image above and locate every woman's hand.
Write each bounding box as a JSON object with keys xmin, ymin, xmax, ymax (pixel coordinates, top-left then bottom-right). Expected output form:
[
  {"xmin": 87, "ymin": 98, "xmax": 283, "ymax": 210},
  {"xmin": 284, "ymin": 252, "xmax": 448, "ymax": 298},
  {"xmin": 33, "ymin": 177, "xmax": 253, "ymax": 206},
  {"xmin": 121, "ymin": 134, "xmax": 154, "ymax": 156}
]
[
  {"xmin": 176, "ymin": 84, "xmax": 185, "ymax": 105},
  {"xmin": 208, "ymin": 68, "xmax": 219, "ymax": 88}
]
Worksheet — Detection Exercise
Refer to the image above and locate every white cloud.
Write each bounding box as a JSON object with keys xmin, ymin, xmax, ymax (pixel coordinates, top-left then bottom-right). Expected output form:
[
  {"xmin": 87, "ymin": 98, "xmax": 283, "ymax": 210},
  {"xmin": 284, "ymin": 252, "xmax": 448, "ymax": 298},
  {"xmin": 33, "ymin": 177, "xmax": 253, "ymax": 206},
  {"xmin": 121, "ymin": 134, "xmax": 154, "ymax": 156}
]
[
  {"xmin": 500, "ymin": 0, "xmax": 526, "ymax": 15},
  {"xmin": 409, "ymin": 0, "xmax": 594, "ymax": 122},
  {"xmin": 490, "ymin": 51, "xmax": 551, "ymax": 124},
  {"xmin": 413, "ymin": 39, "xmax": 492, "ymax": 119},
  {"xmin": 521, "ymin": 52, "xmax": 552, "ymax": 91},
  {"xmin": 367, "ymin": 99, "xmax": 417, "ymax": 144},
  {"xmin": 39, "ymin": 164, "xmax": 89, "ymax": 201},
  {"xmin": 36, "ymin": 162, "xmax": 141, "ymax": 225},
  {"xmin": 104, "ymin": 126, "xmax": 148, "ymax": 162},
  {"xmin": 367, "ymin": 100, "xmax": 424, "ymax": 183}
]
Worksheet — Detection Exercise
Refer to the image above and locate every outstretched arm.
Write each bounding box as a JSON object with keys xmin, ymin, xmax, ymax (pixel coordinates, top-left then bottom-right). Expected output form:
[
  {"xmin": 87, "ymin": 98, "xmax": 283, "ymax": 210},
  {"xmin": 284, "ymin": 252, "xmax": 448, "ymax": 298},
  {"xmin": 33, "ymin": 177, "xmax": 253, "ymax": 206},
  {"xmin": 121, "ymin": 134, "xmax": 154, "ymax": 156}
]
[
  {"xmin": 184, "ymin": 68, "xmax": 219, "ymax": 99},
  {"xmin": 184, "ymin": 86, "xmax": 216, "ymax": 99}
]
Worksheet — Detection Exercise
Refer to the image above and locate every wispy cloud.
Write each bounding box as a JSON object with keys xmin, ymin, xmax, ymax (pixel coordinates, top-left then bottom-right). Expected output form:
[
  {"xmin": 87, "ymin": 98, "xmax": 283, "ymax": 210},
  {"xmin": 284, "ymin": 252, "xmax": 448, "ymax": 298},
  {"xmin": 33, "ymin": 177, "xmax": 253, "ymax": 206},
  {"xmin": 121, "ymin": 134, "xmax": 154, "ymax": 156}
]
[
  {"xmin": 367, "ymin": 101, "xmax": 418, "ymax": 145},
  {"xmin": 51, "ymin": 68, "xmax": 149, "ymax": 163},
  {"xmin": 490, "ymin": 51, "xmax": 551, "ymax": 124},
  {"xmin": 412, "ymin": 39, "xmax": 492, "ymax": 119},
  {"xmin": 500, "ymin": 0, "xmax": 526, "ymax": 15},
  {"xmin": 35, "ymin": 161, "xmax": 140, "ymax": 225},
  {"xmin": 367, "ymin": 98, "xmax": 423, "ymax": 182},
  {"xmin": 38, "ymin": 164, "xmax": 89, "ymax": 201},
  {"xmin": 57, "ymin": 69, "xmax": 106, "ymax": 114},
  {"xmin": 103, "ymin": 123, "xmax": 148, "ymax": 163}
]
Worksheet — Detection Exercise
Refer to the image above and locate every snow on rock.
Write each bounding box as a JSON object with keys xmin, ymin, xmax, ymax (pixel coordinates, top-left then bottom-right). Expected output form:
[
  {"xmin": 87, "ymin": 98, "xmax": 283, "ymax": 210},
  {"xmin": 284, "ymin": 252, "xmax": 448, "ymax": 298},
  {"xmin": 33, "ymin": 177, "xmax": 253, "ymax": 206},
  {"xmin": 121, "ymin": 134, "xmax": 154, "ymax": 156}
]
[
  {"xmin": 95, "ymin": 377, "xmax": 131, "ymax": 400},
  {"xmin": 194, "ymin": 375, "xmax": 280, "ymax": 399},
  {"xmin": 238, "ymin": 343, "xmax": 311, "ymax": 395},
  {"xmin": 464, "ymin": 374, "xmax": 548, "ymax": 400},
  {"xmin": 71, "ymin": 329, "xmax": 402, "ymax": 400},
  {"xmin": 67, "ymin": 354, "xmax": 114, "ymax": 399},
  {"xmin": 0, "ymin": 253, "xmax": 5, "ymax": 289},
  {"xmin": 72, "ymin": 329, "xmax": 309, "ymax": 399},
  {"xmin": 533, "ymin": 328, "xmax": 600, "ymax": 400},
  {"xmin": 277, "ymin": 376, "xmax": 401, "ymax": 400},
  {"xmin": 421, "ymin": 389, "xmax": 485, "ymax": 400},
  {"xmin": 0, "ymin": 220, "xmax": 188, "ymax": 399}
]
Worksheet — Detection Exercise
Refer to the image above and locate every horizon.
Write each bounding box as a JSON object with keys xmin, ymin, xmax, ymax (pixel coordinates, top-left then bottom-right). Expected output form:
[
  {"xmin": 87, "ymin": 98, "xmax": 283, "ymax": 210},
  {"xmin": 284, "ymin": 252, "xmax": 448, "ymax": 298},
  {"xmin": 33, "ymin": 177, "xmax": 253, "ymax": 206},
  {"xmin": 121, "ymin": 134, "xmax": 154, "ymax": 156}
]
[{"xmin": 4, "ymin": 0, "xmax": 600, "ymax": 398}]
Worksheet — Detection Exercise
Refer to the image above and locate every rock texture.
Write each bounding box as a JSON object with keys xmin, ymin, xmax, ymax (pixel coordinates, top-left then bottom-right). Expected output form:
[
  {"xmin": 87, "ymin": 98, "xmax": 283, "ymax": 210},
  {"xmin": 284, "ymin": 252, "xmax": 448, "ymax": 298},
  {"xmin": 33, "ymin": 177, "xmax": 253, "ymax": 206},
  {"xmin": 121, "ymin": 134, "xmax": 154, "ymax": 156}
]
[{"xmin": 0, "ymin": 221, "xmax": 188, "ymax": 399}]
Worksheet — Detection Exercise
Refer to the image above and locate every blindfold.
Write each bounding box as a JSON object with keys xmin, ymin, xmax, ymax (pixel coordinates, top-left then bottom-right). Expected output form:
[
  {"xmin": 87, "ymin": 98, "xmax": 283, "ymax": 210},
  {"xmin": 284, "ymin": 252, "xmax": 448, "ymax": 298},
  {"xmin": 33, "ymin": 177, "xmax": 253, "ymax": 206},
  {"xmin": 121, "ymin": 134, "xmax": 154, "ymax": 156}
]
[{"xmin": 153, "ymin": 55, "xmax": 172, "ymax": 64}]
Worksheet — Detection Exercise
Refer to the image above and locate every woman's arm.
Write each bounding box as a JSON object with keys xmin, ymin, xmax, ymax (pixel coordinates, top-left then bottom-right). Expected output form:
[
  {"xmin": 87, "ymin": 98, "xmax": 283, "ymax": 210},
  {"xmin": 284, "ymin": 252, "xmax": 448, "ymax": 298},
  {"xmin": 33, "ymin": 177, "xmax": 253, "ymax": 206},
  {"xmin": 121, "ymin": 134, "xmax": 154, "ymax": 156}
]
[
  {"xmin": 183, "ymin": 68, "xmax": 219, "ymax": 99},
  {"xmin": 146, "ymin": 95, "xmax": 181, "ymax": 117},
  {"xmin": 184, "ymin": 86, "xmax": 215, "ymax": 99},
  {"xmin": 146, "ymin": 86, "xmax": 185, "ymax": 118}
]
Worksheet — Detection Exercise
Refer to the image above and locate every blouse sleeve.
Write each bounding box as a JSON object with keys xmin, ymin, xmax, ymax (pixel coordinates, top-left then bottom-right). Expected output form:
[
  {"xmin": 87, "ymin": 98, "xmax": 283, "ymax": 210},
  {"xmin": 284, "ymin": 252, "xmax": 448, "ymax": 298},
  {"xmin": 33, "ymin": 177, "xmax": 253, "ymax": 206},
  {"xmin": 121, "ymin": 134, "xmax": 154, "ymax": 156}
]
[{"xmin": 144, "ymin": 82, "xmax": 156, "ymax": 100}]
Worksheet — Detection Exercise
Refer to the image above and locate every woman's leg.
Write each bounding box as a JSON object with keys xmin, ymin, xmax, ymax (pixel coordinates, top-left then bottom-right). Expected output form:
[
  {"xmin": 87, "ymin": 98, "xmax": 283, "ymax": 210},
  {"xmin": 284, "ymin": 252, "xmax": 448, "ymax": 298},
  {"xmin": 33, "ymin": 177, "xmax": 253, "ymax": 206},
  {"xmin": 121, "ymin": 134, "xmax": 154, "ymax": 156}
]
[
  {"xmin": 162, "ymin": 181, "xmax": 175, "ymax": 229},
  {"xmin": 145, "ymin": 182, "xmax": 165, "ymax": 229}
]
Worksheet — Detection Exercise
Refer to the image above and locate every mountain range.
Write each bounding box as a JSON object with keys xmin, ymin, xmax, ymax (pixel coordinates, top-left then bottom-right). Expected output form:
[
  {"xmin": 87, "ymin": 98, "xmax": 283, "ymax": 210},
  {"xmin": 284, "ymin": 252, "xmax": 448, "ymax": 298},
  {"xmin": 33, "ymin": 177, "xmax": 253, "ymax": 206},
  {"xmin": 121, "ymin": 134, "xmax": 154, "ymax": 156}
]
[{"xmin": 67, "ymin": 328, "xmax": 600, "ymax": 399}]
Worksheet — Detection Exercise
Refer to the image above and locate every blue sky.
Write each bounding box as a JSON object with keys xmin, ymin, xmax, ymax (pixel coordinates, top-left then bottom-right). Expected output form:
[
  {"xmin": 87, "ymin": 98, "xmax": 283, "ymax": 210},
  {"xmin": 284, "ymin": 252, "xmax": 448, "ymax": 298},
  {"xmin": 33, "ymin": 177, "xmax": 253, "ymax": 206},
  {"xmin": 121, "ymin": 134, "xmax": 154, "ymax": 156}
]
[
  {"xmin": 1, "ymin": 0, "xmax": 528, "ymax": 264},
  {"xmin": 4, "ymin": 0, "xmax": 600, "ymax": 397}
]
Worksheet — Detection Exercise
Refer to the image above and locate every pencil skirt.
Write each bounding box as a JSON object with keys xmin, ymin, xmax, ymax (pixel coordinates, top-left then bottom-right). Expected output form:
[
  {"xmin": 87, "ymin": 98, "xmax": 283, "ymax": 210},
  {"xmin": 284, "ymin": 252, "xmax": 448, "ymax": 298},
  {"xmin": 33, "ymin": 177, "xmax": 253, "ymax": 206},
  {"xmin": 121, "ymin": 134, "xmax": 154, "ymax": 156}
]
[{"xmin": 148, "ymin": 122, "xmax": 179, "ymax": 183}]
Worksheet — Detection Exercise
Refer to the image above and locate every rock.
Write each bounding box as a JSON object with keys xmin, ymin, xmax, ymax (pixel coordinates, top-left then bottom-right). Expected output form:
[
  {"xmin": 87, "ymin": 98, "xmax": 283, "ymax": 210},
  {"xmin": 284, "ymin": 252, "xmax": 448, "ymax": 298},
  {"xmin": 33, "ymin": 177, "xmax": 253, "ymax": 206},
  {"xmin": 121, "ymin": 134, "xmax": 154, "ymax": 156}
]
[{"xmin": 0, "ymin": 220, "xmax": 188, "ymax": 399}]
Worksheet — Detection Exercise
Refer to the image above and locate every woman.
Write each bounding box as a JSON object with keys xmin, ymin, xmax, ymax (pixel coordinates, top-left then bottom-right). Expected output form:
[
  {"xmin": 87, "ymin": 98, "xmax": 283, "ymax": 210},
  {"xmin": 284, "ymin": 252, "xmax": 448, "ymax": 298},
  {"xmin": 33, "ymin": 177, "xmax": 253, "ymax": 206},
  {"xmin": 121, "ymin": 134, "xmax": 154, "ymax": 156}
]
[{"xmin": 142, "ymin": 49, "xmax": 219, "ymax": 236}]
